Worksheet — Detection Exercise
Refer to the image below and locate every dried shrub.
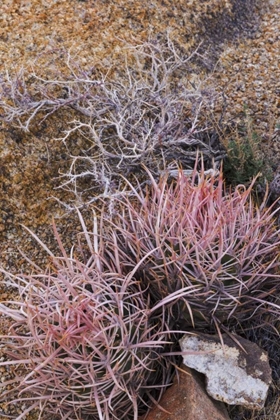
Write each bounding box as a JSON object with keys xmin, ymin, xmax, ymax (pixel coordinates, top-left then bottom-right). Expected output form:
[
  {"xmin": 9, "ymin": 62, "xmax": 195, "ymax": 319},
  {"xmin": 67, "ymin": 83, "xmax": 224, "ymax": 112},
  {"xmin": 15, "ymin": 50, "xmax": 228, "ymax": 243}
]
[{"xmin": 0, "ymin": 36, "xmax": 226, "ymax": 209}]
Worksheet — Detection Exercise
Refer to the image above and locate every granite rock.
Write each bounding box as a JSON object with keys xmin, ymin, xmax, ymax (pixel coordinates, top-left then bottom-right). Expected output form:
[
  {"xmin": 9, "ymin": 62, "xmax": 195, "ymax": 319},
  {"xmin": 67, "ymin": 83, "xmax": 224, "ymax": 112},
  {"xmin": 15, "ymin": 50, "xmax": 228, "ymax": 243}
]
[{"xmin": 180, "ymin": 332, "xmax": 272, "ymax": 409}]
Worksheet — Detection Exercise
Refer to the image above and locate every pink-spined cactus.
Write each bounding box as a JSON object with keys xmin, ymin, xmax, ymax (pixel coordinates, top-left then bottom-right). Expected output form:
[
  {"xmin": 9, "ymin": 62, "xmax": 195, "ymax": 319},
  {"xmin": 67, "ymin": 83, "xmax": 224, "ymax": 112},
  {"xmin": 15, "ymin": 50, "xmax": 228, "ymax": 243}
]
[
  {"xmin": 0, "ymin": 214, "xmax": 178, "ymax": 420},
  {"xmin": 105, "ymin": 167, "xmax": 280, "ymax": 333}
]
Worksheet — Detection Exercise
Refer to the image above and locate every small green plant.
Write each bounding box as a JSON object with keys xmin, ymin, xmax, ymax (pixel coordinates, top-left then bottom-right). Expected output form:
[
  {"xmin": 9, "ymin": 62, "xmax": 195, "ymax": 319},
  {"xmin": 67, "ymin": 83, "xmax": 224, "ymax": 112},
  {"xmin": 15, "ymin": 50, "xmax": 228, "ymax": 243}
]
[
  {"xmin": 223, "ymin": 108, "xmax": 272, "ymax": 186},
  {"xmin": 223, "ymin": 135, "xmax": 262, "ymax": 185}
]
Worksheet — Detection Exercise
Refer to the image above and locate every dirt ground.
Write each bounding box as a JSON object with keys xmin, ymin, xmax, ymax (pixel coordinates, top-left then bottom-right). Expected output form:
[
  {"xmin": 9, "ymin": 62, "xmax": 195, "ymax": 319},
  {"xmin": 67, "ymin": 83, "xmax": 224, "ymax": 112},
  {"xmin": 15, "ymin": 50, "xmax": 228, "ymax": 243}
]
[{"xmin": 0, "ymin": 0, "xmax": 279, "ymax": 419}]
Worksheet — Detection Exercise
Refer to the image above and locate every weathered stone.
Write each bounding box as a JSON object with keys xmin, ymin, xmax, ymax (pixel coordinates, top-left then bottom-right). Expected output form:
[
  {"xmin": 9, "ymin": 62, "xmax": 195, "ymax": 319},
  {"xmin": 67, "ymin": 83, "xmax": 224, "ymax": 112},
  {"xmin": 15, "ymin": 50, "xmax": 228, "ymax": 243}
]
[
  {"xmin": 180, "ymin": 332, "xmax": 272, "ymax": 409},
  {"xmin": 140, "ymin": 364, "xmax": 230, "ymax": 420}
]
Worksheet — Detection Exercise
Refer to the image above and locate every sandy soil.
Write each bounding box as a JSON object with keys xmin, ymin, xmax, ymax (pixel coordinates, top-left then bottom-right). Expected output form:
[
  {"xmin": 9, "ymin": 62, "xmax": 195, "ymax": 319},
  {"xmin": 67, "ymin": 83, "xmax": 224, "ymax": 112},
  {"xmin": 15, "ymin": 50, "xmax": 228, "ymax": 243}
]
[{"xmin": 0, "ymin": 1, "xmax": 279, "ymax": 419}]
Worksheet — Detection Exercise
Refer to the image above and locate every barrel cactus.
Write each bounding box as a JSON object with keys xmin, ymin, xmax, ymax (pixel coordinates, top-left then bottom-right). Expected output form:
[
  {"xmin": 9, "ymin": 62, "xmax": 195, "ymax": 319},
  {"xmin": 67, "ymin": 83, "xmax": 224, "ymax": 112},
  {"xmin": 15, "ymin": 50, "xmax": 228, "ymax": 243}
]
[
  {"xmin": 104, "ymin": 168, "xmax": 280, "ymax": 332},
  {"xmin": 0, "ymin": 216, "xmax": 176, "ymax": 420}
]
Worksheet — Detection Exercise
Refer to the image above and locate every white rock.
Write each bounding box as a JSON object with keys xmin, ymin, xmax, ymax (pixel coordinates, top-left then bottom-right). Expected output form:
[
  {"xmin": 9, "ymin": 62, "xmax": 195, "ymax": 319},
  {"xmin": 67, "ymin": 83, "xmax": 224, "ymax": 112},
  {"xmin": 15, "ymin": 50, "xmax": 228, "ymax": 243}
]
[{"xmin": 180, "ymin": 332, "xmax": 272, "ymax": 409}]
